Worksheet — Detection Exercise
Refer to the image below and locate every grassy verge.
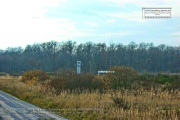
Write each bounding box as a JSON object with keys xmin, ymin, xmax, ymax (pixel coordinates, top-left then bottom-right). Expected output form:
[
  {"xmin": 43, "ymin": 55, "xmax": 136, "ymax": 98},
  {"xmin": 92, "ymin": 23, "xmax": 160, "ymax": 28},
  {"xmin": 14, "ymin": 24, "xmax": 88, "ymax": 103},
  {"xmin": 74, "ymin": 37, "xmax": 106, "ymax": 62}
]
[{"xmin": 0, "ymin": 76, "xmax": 180, "ymax": 120}]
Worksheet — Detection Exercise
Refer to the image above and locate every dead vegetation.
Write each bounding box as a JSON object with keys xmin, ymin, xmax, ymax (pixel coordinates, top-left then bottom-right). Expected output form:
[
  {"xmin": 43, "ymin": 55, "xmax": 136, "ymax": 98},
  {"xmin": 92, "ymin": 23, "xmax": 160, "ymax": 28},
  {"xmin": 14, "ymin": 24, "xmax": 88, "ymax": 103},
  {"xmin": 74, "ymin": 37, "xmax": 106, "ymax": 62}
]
[{"xmin": 0, "ymin": 74, "xmax": 179, "ymax": 120}]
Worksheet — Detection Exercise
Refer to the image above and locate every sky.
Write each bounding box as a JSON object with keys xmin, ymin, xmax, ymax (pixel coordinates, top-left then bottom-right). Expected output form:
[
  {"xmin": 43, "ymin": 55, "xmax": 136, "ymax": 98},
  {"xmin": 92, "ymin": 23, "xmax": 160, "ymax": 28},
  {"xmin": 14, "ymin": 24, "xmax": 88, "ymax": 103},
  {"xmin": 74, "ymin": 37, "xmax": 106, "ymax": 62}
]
[{"xmin": 0, "ymin": 0, "xmax": 179, "ymax": 50}]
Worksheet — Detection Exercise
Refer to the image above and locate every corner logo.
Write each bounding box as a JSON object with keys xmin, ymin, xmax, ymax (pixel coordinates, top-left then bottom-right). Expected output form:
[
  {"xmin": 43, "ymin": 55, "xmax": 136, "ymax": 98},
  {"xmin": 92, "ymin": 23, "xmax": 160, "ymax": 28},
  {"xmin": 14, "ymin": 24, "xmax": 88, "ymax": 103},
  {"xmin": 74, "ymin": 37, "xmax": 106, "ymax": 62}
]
[{"xmin": 142, "ymin": 8, "xmax": 172, "ymax": 19}]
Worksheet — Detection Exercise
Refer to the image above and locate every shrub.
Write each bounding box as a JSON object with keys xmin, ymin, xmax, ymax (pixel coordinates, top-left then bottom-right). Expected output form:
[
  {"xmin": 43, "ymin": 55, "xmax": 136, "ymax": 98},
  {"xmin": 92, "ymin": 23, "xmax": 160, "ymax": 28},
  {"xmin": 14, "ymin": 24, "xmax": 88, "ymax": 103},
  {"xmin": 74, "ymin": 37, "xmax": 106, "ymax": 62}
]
[
  {"xmin": 0, "ymin": 72, "xmax": 7, "ymax": 76},
  {"xmin": 112, "ymin": 97, "xmax": 129, "ymax": 109},
  {"xmin": 155, "ymin": 74, "xmax": 176, "ymax": 84},
  {"xmin": 45, "ymin": 70, "xmax": 103, "ymax": 94},
  {"xmin": 21, "ymin": 70, "xmax": 49, "ymax": 85},
  {"xmin": 103, "ymin": 66, "xmax": 140, "ymax": 89}
]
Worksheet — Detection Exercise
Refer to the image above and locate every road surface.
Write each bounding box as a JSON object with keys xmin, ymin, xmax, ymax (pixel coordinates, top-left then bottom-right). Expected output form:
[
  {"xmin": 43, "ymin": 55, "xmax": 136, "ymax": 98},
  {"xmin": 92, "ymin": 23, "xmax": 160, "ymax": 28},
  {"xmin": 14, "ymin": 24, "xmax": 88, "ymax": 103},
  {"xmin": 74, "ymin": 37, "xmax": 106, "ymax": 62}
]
[{"xmin": 0, "ymin": 90, "xmax": 68, "ymax": 120}]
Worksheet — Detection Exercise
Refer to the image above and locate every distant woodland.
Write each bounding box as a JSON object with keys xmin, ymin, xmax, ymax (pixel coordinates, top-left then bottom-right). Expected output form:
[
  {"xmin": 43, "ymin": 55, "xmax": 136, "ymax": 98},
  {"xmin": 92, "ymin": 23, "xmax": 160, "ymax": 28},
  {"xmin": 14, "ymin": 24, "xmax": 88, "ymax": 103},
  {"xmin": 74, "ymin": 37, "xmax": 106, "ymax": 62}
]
[{"xmin": 0, "ymin": 41, "xmax": 179, "ymax": 74}]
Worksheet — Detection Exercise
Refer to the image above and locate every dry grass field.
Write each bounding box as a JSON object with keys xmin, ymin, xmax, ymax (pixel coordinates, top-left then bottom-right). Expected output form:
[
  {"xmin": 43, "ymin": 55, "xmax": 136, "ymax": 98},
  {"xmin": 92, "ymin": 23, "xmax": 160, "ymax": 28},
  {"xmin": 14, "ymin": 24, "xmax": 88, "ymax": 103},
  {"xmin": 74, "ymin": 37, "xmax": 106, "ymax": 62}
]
[{"xmin": 0, "ymin": 76, "xmax": 179, "ymax": 120}]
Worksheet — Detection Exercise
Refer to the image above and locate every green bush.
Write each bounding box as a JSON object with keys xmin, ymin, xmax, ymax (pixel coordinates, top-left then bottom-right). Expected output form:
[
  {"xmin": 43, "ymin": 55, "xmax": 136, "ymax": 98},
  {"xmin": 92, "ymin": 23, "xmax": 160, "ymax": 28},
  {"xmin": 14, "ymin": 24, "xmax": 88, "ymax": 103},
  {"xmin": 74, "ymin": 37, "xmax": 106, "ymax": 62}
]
[
  {"xmin": 155, "ymin": 74, "xmax": 175, "ymax": 84},
  {"xmin": 21, "ymin": 70, "xmax": 49, "ymax": 85},
  {"xmin": 139, "ymin": 73, "xmax": 180, "ymax": 90}
]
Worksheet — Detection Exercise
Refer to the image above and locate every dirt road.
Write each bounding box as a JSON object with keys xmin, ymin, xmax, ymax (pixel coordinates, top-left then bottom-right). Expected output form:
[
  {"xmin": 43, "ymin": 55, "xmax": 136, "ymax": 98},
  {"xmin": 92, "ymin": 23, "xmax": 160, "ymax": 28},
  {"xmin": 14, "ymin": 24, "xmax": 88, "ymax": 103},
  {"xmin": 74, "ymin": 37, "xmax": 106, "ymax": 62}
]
[{"xmin": 0, "ymin": 90, "xmax": 67, "ymax": 120}]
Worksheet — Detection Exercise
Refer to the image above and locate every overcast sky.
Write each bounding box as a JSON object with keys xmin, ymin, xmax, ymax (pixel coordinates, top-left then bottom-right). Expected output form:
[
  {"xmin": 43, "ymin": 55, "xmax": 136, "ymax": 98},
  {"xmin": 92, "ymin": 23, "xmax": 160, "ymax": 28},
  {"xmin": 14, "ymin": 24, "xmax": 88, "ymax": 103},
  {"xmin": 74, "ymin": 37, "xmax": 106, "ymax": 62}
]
[{"xmin": 0, "ymin": 0, "xmax": 179, "ymax": 50}]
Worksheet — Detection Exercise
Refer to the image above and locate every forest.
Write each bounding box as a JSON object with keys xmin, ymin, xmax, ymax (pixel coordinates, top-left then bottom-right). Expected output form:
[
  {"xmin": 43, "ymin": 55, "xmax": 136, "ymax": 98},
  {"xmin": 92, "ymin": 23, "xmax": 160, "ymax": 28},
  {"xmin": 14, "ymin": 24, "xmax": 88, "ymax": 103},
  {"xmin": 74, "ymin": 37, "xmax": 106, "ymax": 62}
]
[
  {"xmin": 0, "ymin": 40, "xmax": 179, "ymax": 74},
  {"xmin": 0, "ymin": 41, "xmax": 179, "ymax": 120}
]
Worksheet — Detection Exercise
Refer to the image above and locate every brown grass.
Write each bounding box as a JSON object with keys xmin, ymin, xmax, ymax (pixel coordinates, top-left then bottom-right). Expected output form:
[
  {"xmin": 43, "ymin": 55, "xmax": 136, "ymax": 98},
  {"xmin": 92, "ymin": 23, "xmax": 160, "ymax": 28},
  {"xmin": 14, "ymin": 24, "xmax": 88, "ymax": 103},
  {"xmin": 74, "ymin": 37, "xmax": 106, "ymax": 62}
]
[{"xmin": 0, "ymin": 76, "xmax": 179, "ymax": 120}]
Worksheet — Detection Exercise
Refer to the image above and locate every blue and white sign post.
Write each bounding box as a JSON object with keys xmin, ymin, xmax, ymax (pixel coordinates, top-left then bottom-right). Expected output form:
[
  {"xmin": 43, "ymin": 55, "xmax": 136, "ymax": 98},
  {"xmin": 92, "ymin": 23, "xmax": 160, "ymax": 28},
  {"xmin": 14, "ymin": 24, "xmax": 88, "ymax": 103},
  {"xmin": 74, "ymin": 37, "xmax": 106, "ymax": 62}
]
[{"xmin": 77, "ymin": 61, "xmax": 81, "ymax": 74}]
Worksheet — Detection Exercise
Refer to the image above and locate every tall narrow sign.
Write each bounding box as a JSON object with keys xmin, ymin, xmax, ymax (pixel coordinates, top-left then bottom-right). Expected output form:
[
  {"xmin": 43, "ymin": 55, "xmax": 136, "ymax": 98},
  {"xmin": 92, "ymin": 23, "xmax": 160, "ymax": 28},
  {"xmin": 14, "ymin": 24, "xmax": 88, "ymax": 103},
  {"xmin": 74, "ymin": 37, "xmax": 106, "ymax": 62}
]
[{"xmin": 77, "ymin": 61, "xmax": 81, "ymax": 74}]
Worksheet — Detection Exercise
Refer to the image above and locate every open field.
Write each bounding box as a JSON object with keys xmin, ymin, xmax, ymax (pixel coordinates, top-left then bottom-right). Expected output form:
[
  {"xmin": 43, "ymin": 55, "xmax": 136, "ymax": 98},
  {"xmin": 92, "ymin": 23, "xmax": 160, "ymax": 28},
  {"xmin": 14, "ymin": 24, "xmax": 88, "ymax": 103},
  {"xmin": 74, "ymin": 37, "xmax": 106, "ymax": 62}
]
[{"xmin": 0, "ymin": 75, "xmax": 180, "ymax": 120}]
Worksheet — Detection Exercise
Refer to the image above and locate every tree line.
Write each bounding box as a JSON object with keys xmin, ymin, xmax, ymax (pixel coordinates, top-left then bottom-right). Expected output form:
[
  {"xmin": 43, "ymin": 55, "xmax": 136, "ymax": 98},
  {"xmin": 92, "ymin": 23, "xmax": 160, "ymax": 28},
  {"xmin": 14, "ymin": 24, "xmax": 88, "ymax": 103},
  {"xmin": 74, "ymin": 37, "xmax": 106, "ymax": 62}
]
[{"xmin": 0, "ymin": 41, "xmax": 179, "ymax": 74}]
